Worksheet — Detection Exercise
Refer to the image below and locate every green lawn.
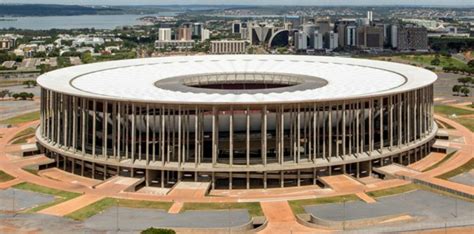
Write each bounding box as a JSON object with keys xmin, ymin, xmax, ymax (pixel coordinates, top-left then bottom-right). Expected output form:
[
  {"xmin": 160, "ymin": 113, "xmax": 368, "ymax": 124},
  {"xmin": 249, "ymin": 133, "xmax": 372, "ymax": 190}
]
[
  {"xmin": 434, "ymin": 105, "xmax": 474, "ymax": 116},
  {"xmin": 288, "ymin": 194, "xmax": 359, "ymax": 215},
  {"xmin": 66, "ymin": 198, "xmax": 172, "ymax": 221},
  {"xmin": 181, "ymin": 202, "xmax": 263, "ymax": 217},
  {"xmin": 0, "ymin": 111, "xmax": 40, "ymax": 125},
  {"xmin": 10, "ymin": 127, "xmax": 36, "ymax": 144},
  {"xmin": 397, "ymin": 54, "xmax": 468, "ymax": 69},
  {"xmin": 437, "ymin": 158, "xmax": 474, "ymax": 180},
  {"xmin": 434, "ymin": 105, "xmax": 474, "ymax": 132},
  {"xmin": 423, "ymin": 151, "xmax": 457, "ymax": 172},
  {"xmin": 13, "ymin": 182, "xmax": 81, "ymax": 213},
  {"xmin": 0, "ymin": 170, "xmax": 15, "ymax": 182},
  {"xmin": 366, "ymin": 184, "xmax": 418, "ymax": 198}
]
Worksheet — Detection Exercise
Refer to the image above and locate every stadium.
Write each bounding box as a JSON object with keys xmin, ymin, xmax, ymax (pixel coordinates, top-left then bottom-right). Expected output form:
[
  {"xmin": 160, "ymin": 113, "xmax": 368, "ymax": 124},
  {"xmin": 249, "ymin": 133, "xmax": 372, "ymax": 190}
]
[{"xmin": 36, "ymin": 55, "xmax": 437, "ymax": 189}]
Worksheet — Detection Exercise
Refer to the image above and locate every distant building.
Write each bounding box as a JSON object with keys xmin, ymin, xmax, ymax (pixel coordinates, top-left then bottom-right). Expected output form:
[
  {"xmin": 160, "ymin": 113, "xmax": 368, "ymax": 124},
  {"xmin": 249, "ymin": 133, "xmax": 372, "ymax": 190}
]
[
  {"xmin": 315, "ymin": 18, "xmax": 331, "ymax": 35},
  {"xmin": 0, "ymin": 37, "xmax": 13, "ymax": 50},
  {"xmin": 346, "ymin": 25, "xmax": 357, "ymax": 47},
  {"xmin": 327, "ymin": 31, "xmax": 339, "ymax": 50},
  {"xmin": 210, "ymin": 40, "xmax": 246, "ymax": 54},
  {"xmin": 357, "ymin": 26, "xmax": 384, "ymax": 49},
  {"xmin": 248, "ymin": 22, "xmax": 275, "ymax": 45},
  {"xmin": 232, "ymin": 20, "xmax": 241, "ymax": 34},
  {"xmin": 193, "ymin": 23, "xmax": 203, "ymax": 37},
  {"xmin": 395, "ymin": 26, "xmax": 428, "ymax": 51},
  {"xmin": 303, "ymin": 24, "xmax": 317, "ymax": 49},
  {"xmin": 314, "ymin": 31, "xmax": 323, "ymax": 50},
  {"xmin": 159, "ymin": 28, "xmax": 172, "ymax": 41},
  {"xmin": 268, "ymin": 30, "xmax": 289, "ymax": 48},
  {"xmin": 178, "ymin": 27, "xmax": 192, "ymax": 41},
  {"xmin": 201, "ymin": 29, "xmax": 210, "ymax": 42},
  {"xmin": 155, "ymin": 40, "xmax": 195, "ymax": 50},
  {"xmin": 294, "ymin": 31, "xmax": 308, "ymax": 51},
  {"xmin": 367, "ymin": 11, "xmax": 373, "ymax": 22}
]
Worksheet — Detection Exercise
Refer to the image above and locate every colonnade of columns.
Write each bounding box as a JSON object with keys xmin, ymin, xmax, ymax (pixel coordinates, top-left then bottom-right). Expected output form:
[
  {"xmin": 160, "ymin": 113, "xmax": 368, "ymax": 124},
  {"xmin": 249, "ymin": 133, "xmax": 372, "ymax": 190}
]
[{"xmin": 40, "ymin": 85, "xmax": 434, "ymax": 170}]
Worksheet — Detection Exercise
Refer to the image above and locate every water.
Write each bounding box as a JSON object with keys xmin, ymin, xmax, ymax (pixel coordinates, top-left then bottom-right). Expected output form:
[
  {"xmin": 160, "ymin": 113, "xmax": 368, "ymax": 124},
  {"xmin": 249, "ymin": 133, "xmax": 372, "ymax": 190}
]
[{"xmin": 0, "ymin": 13, "xmax": 178, "ymax": 30}]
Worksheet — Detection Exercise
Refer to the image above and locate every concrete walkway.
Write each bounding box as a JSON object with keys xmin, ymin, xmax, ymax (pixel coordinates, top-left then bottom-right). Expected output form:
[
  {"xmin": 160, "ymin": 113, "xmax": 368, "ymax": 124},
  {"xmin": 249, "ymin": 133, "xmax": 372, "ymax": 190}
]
[
  {"xmin": 258, "ymin": 201, "xmax": 331, "ymax": 234},
  {"xmin": 39, "ymin": 194, "xmax": 104, "ymax": 216}
]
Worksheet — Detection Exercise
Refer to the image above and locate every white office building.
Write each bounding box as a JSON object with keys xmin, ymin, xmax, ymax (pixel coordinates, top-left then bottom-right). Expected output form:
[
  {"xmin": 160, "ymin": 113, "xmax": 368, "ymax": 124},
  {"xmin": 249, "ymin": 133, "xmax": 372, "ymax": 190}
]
[
  {"xmin": 210, "ymin": 40, "xmax": 246, "ymax": 54},
  {"xmin": 159, "ymin": 28, "xmax": 172, "ymax": 41}
]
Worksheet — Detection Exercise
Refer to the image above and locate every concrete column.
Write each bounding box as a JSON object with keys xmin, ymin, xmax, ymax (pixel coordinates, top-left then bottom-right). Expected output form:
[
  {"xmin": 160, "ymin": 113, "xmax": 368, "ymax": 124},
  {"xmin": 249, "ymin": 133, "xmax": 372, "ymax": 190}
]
[
  {"xmin": 103, "ymin": 101, "xmax": 108, "ymax": 158},
  {"xmin": 146, "ymin": 104, "xmax": 150, "ymax": 165},
  {"xmin": 131, "ymin": 104, "xmax": 135, "ymax": 163},
  {"xmin": 229, "ymin": 107, "xmax": 233, "ymax": 167},
  {"xmin": 262, "ymin": 106, "xmax": 267, "ymax": 166},
  {"xmin": 246, "ymin": 107, "xmax": 250, "ymax": 167},
  {"xmin": 212, "ymin": 107, "xmax": 217, "ymax": 166}
]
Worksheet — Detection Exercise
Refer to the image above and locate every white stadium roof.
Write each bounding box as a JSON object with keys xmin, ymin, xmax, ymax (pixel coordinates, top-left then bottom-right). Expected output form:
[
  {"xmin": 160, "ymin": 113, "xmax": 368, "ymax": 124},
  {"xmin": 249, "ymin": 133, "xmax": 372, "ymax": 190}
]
[{"xmin": 37, "ymin": 55, "xmax": 437, "ymax": 104}]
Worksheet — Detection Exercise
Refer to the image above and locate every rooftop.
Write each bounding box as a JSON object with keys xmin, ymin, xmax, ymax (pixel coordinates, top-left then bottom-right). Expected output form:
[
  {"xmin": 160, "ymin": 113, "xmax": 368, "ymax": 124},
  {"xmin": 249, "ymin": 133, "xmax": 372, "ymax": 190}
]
[{"xmin": 37, "ymin": 55, "xmax": 437, "ymax": 104}]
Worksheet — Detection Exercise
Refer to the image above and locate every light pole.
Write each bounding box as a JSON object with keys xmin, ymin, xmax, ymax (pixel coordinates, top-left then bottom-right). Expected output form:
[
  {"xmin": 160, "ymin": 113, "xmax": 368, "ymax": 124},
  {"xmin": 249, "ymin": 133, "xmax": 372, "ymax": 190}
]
[{"xmin": 116, "ymin": 199, "xmax": 119, "ymax": 232}]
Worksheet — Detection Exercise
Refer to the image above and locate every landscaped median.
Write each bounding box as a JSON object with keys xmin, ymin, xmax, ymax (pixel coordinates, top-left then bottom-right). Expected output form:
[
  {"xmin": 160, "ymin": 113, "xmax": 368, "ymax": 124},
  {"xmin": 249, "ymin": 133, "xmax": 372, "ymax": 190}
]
[
  {"xmin": 9, "ymin": 126, "xmax": 36, "ymax": 144},
  {"xmin": 66, "ymin": 198, "xmax": 173, "ymax": 221},
  {"xmin": 288, "ymin": 194, "xmax": 360, "ymax": 215},
  {"xmin": 0, "ymin": 170, "xmax": 15, "ymax": 182},
  {"xmin": 436, "ymin": 158, "xmax": 474, "ymax": 180},
  {"xmin": 434, "ymin": 105, "xmax": 474, "ymax": 131},
  {"xmin": 13, "ymin": 182, "xmax": 81, "ymax": 213},
  {"xmin": 0, "ymin": 111, "xmax": 40, "ymax": 125},
  {"xmin": 180, "ymin": 202, "xmax": 263, "ymax": 217}
]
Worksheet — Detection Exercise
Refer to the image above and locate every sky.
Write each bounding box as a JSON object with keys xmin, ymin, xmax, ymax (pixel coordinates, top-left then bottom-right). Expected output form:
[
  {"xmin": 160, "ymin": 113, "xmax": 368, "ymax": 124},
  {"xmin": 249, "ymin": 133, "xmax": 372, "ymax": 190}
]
[{"xmin": 0, "ymin": 0, "xmax": 473, "ymax": 6}]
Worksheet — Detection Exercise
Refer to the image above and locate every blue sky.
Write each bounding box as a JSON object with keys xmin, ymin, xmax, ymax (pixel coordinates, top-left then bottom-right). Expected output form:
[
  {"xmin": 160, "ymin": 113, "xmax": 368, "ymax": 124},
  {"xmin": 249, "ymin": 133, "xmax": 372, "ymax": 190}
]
[{"xmin": 0, "ymin": 0, "xmax": 472, "ymax": 6}]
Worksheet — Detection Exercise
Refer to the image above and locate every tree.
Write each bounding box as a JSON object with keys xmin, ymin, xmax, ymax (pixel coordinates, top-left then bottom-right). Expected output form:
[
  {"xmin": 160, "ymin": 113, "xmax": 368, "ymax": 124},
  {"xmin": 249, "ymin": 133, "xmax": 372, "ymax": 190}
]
[
  {"xmin": 452, "ymin": 85, "xmax": 461, "ymax": 96},
  {"xmin": 0, "ymin": 89, "xmax": 10, "ymax": 99},
  {"xmin": 23, "ymin": 80, "xmax": 37, "ymax": 88},
  {"xmin": 460, "ymin": 87, "xmax": 470, "ymax": 97},
  {"xmin": 468, "ymin": 59, "xmax": 474, "ymax": 68},
  {"xmin": 12, "ymin": 93, "xmax": 19, "ymax": 100},
  {"xmin": 458, "ymin": 77, "xmax": 472, "ymax": 86},
  {"xmin": 430, "ymin": 58, "xmax": 440, "ymax": 66}
]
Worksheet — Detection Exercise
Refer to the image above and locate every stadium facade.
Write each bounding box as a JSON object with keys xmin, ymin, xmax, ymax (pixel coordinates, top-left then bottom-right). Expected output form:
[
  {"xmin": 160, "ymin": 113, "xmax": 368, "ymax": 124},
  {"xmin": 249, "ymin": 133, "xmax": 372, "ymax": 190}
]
[{"xmin": 36, "ymin": 55, "xmax": 437, "ymax": 189}]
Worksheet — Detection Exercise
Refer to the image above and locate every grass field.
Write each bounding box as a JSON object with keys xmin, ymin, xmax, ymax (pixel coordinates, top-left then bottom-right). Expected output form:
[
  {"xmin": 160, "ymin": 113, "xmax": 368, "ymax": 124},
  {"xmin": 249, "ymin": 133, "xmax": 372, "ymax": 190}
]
[
  {"xmin": 0, "ymin": 170, "xmax": 15, "ymax": 182},
  {"xmin": 434, "ymin": 105, "xmax": 474, "ymax": 132},
  {"xmin": 10, "ymin": 126, "xmax": 36, "ymax": 144},
  {"xmin": 13, "ymin": 182, "xmax": 81, "ymax": 213},
  {"xmin": 397, "ymin": 54, "xmax": 468, "ymax": 69},
  {"xmin": 0, "ymin": 111, "xmax": 40, "ymax": 125},
  {"xmin": 366, "ymin": 184, "xmax": 418, "ymax": 198},
  {"xmin": 288, "ymin": 194, "xmax": 359, "ymax": 215},
  {"xmin": 66, "ymin": 198, "xmax": 173, "ymax": 221},
  {"xmin": 437, "ymin": 158, "xmax": 474, "ymax": 180},
  {"xmin": 181, "ymin": 202, "xmax": 263, "ymax": 217}
]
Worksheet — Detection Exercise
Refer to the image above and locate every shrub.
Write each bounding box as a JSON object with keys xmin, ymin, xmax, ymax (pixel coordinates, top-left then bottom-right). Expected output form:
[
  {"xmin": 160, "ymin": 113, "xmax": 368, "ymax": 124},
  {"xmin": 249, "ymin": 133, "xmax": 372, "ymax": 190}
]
[{"xmin": 141, "ymin": 228, "xmax": 176, "ymax": 234}]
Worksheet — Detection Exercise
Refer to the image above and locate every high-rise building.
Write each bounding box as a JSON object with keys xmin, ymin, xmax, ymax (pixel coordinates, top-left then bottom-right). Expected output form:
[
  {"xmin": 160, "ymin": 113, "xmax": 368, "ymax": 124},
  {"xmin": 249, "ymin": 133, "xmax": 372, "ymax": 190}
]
[
  {"xmin": 357, "ymin": 26, "xmax": 384, "ymax": 49},
  {"xmin": 395, "ymin": 25, "xmax": 428, "ymax": 51},
  {"xmin": 326, "ymin": 31, "xmax": 339, "ymax": 50},
  {"xmin": 346, "ymin": 25, "xmax": 357, "ymax": 46},
  {"xmin": 294, "ymin": 31, "xmax": 308, "ymax": 51},
  {"xmin": 314, "ymin": 31, "xmax": 323, "ymax": 50},
  {"xmin": 201, "ymin": 29, "xmax": 210, "ymax": 42},
  {"xmin": 193, "ymin": 23, "xmax": 203, "ymax": 37},
  {"xmin": 367, "ymin": 11, "xmax": 373, "ymax": 22},
  {"xmin": 248, "ymin": 22, "xmax": 275, "ymax": 45},
  {"xmin": 178, "ymin": 27, "xmax": 192, "ymax": 41},
  {"xmin": 232, "ymin": 20, "xmax": 241, "ymax": 34},
  {"xmin": 210, "ymin": 40, "xmax": 246, "ymax": 54},
  {"xmin": 315, "ymin": 18, "xmax": 331, "ymax": 35},
  {"xmin": 158, "ymin": 28, "xmax": 172, "ymax": 41},
  {"xmin": 303, "ymin": 24, "xmax": 318, "ymax": 49}
]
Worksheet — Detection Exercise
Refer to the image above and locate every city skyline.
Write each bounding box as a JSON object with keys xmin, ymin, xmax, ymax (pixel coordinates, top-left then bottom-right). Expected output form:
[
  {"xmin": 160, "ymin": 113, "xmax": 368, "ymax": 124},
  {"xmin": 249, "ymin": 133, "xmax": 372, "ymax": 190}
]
[{"xmin": 1, "ymin": 0, "xmax": 474, "ymax": 6}]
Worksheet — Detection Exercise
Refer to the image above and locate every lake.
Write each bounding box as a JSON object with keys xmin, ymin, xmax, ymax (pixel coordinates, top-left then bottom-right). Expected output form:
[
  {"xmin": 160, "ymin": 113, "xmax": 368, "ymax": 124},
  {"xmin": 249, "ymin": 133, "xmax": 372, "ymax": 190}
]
[{"xmin": 0, "ymin": 13, "xmax": 179, "ymax": 30}]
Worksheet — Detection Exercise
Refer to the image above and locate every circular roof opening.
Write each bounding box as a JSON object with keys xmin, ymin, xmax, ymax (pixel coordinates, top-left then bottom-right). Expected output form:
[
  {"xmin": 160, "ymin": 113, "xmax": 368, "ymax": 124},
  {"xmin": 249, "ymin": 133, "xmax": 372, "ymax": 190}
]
[
  {"xmin": 154, "ymin": 72, "xmax": 328, "ymax": 94},
  {"xmin": 182, "ymin": 72, "xmax": 302, "ymax": 90}
]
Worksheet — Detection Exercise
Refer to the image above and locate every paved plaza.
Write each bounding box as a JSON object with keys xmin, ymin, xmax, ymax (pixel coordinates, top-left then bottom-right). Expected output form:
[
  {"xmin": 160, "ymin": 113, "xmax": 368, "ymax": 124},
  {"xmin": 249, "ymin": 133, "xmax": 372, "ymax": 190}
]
[
  {"xmin": 84, "ymin": 207, "xmax": 251, "ymax": 231},
  {"xmin": 449, "ymin": 170, "xmax": 474, "ymax": 187},
  {"xmin": 305, "ymin": 190, "xmax": 474, "ymax": 231},
  {"xmin": 0, "ymin": 188, "xmax": 54, "ymax": 212}
]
